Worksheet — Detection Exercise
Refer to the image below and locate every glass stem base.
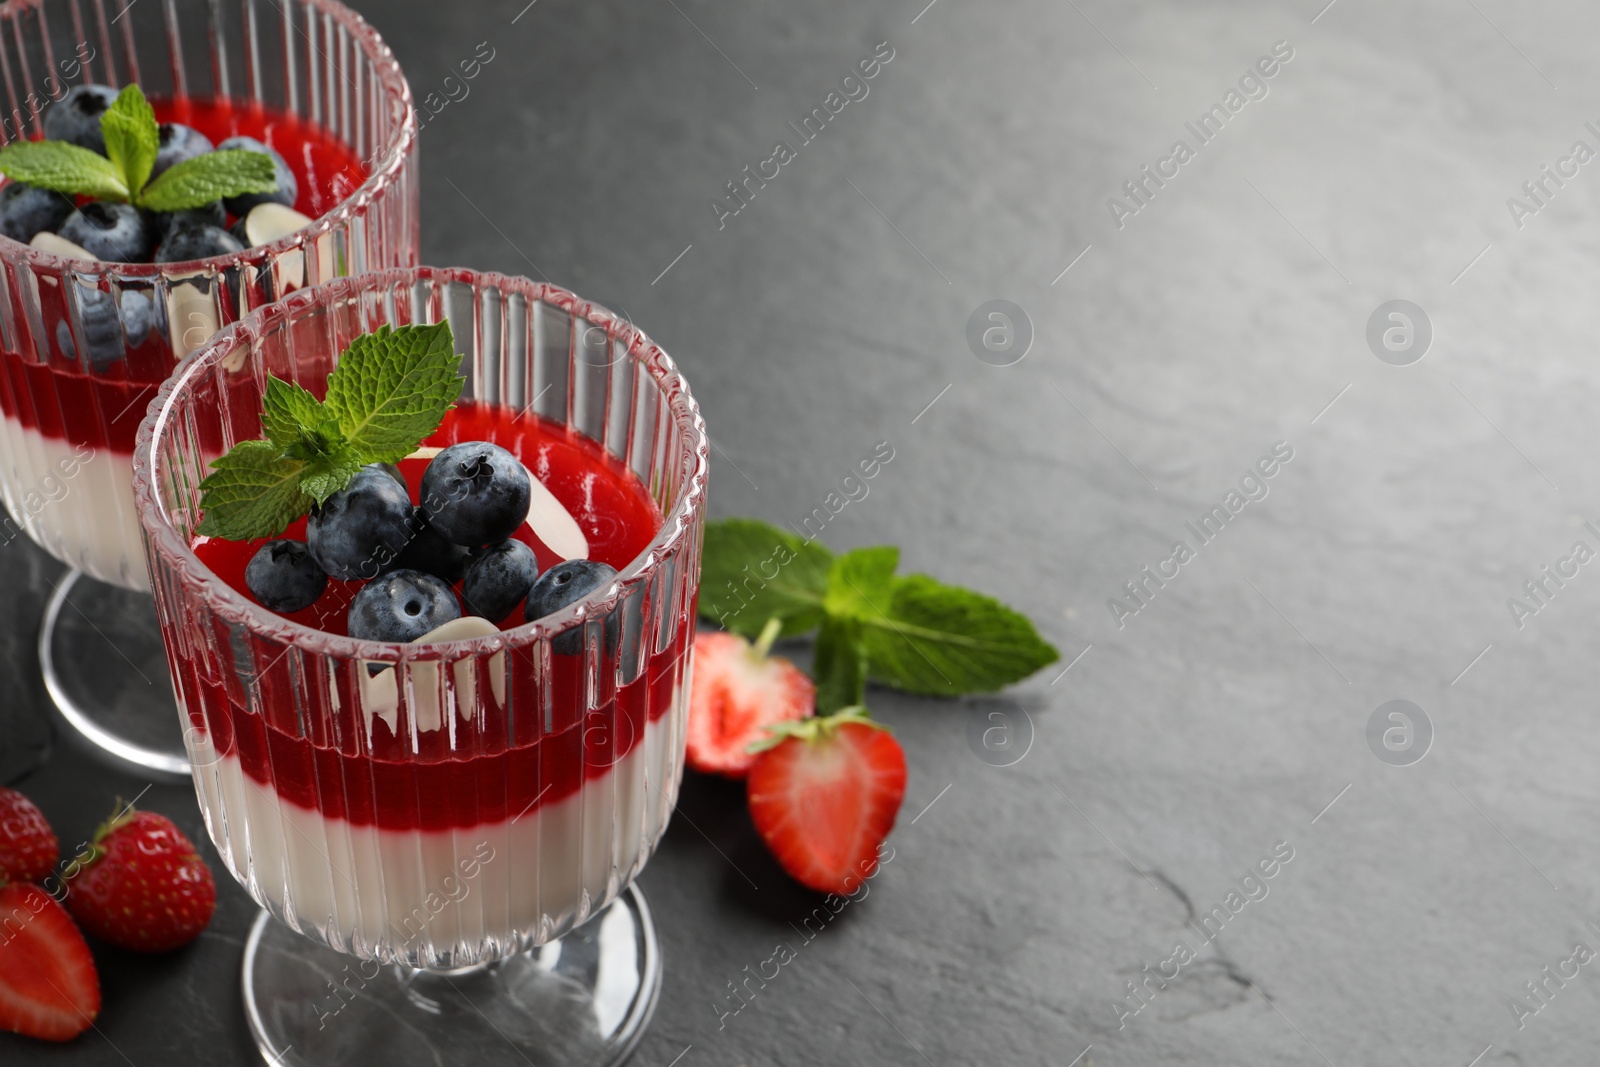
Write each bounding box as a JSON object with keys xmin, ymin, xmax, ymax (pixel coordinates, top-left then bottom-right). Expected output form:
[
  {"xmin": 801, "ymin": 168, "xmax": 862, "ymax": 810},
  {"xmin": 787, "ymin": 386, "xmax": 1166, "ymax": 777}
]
[
  {"xmin": 39, "ymin": 568, "xmax": 189, "ymax": 779},
  {"xmin": 242, "ymin": 885, "xmax": 662, "ymax": 1067}
]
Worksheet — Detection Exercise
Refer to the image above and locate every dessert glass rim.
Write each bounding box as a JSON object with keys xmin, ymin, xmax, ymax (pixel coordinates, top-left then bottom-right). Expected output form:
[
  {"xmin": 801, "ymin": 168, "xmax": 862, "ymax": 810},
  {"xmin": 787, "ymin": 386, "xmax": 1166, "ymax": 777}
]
[
  {"xmin": 132, "ymin": 264, "xmax": 710, "ymax": 663},
  {"xmin": 0, "ymin": 0, "xmax": 416, "ymax": 276}
]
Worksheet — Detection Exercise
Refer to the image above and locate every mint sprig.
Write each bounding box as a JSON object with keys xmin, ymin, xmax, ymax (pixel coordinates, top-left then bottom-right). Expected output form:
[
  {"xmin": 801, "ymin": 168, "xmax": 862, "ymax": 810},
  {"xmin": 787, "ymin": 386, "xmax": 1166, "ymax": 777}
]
[
  {"xmin": 700, "ymin": 518, "xmax": 1060, "ymax": 710},
  {"xmin": 0, "ymin": 84, "xmax": 277, "ymax": 213},
  {"xmin": 325, "ymin": 321, "xmax": 467, "ymax": 463},
  {"xmin": 197, "ymin": 322, "xmax": 462, "ymax": 540},
  {"xmin": 139, "ymin": 149, "xmax": 276, "ymax": 212},
  {"xmin": 100, "ymin": 81, "xmax": 158, "ymax": 195},
  {"xmin": 699, "ymin": 518, "xmax": 833, "ymax": 636},
  {"xmin": 0, "ymin": 141, "xmax": 126, "ymax": 201}
]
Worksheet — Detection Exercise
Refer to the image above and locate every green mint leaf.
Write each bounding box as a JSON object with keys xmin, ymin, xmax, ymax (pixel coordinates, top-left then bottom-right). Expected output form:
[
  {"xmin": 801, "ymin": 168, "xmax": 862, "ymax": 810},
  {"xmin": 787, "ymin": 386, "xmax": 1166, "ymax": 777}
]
[
  {"xmin": 823, "ymin": 546, "xmax": 899, "ymax": 620},
  {"xmin": 324, "ymin": 322, "xmax": 464, "ymax": 464},
  {"xmin": 195, "ymin": 440, "xmax": 310, "ymax": 540},
  {"xmin": 100, "ymin": 83, "xmax": 158, "ymax": 196},
  {"xmin": 260, "ymin": 375, "xmax": 327, "ymax": 451},
  {"xmin": 812, "ymin": 614, "xmax": 866, "ymax": 714},
  {"xmin": 298, "ymin": 445, "xmax": 366, "ymax": 505},
  {"xmin": 138, "ymin": 148, "xmax": 276, "ymax": 212},
  {"xmin": 697, "ymin": 518, "xmax": 834, "ymax": 637},
  {"xmin": 857, "ymin": 574, "xmax": 1060, "ymax": 696},
  {"xmin": 0, "ymin": 141, "xmax": 128, "ymax": 201},
  {"xmin": 282, "ymin": 419, "xmax": 347, "ymax": 463},
  {"xmin": 198, "ymin": 324, "xmax": 468, "ymax": 539}
]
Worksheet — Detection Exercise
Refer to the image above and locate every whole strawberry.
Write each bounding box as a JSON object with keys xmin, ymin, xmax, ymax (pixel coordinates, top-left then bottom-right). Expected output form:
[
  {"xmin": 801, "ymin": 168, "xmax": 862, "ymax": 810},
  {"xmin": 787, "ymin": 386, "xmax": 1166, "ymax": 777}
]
[
  {"xmin": 0, "ymin": 787, "xmax": 58, "ymax": 883},
  {"xmin": 65, "ymin": 805, "xmax": 216, "ymax": 952},
  {"xmin": 747, "ymin": 706, "xmax": 907, "ymax": 894},
  {"xmin": 687, "ymin": 621, "xmax": 815, "ymax": 778}
]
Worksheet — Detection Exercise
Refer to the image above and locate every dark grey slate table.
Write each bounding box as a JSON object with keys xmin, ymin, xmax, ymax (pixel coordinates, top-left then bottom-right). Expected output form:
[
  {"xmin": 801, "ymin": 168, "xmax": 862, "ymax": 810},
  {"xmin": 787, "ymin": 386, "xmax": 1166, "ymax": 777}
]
[{"xmin": 8, "ymin": 0, "xmax": 1600, "ymax": 1063}]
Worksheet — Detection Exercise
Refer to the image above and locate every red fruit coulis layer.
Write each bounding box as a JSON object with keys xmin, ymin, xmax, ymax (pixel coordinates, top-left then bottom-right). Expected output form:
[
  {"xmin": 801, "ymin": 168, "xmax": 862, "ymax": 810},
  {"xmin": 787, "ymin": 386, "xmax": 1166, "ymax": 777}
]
[
  {"xmin": 0, "ymin": 98, "xmax": 368, "ymax": 454},
  {"xmin": 177, "ymin": 403, "xmax": 690, "ymax": 832}
]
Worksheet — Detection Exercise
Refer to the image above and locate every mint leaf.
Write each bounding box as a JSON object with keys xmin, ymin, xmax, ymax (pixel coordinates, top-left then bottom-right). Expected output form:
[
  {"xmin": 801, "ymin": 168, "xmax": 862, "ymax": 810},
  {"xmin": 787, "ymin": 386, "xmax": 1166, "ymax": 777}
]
[
  {"xmin": 260, "ymin": 375, "xmax": 326, "ymax": 451},
  {"xmin": 857, "ymin": 574, "xmax": 1060, "ymax": 696},
  {"xmin": 298, "ymin": 445, "xmax": 365, "ymax": 505},
  {"xmin": 198, "ymin": 324, "xmax": 467, "ymax": 540},
  {"xmin": 0, "ymin": 141, "xmax": 128, "ymax": 201},
  {"xmin": 697, "ymin": 518, "xmax": 833, "ymax": 637},
  {"xmin": 812, "ymin": 614, "xmax": 866, "ymax": 714},
  {"xmin": 100, "ymin": 84, "xmax": 158, "ymax": 196},
  {"xmin": 324, "ymin": 323, "xmax": 463, "ymax": 464},
  {"xmin": 138, "ymin": 148, "xmax": 276, "ymax": 212},
  {"xmin": 823, "ymin": 546, "xmax": 899, "ymax": 620},
  {"xmin": 196, "ymin": 440, "xmax": 310, "ymax": 540}
]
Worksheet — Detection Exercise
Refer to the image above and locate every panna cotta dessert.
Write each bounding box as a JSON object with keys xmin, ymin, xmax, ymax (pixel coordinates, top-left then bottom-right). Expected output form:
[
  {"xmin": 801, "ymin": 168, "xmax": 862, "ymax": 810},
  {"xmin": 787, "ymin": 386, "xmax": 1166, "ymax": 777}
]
[
  {"xmin": 186, "ymin": 406, "xmax": 691, "ymax": 960},
  {"xmin": 136, "ymin": 275, "xmax": 709, "ymax": 970},
  {"xmin": 0, "ymin": 24, "xmax": 416, "ymax": 590}
]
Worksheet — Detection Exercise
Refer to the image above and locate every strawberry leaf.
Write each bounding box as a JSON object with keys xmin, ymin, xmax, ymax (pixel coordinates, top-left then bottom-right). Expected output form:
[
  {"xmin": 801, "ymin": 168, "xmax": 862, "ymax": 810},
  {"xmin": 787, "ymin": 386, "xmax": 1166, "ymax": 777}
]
[{"xmin": 747, "ymin": 705, "xmax": 880, "ymax": 753}]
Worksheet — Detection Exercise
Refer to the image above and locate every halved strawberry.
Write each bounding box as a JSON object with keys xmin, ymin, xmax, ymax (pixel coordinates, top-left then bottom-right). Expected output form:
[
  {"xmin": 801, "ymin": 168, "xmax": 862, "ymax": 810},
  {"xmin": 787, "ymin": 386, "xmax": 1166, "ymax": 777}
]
[
  {"xmin": 746, "ymin": 707, "xmax": 907, "ymax": 894},
  {"xmin": 65, "ymin": 805, "xmax": 215, "ymax": 953},
  {"xmin": 0, "ymin": 881, "xmax": 100, "ymax": 1041},
  {"xmin": 0, "ymin": 787, "xmax": 57, "ymax": 884},
  {"xmin": 687, "ymin": 622, "xmax": 814, "ymax": 778}
]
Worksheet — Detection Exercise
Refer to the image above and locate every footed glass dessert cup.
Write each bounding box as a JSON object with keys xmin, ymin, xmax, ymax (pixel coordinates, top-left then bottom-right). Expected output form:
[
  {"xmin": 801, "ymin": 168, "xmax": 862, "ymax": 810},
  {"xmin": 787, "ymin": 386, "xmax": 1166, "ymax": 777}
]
[
  {"xmin": 133, "ymin": 266, "xmax": 709, "ymax": 1066},
  {"xmin": 0, "ymin": 0, "xmax": 418, "ymax": 777}
]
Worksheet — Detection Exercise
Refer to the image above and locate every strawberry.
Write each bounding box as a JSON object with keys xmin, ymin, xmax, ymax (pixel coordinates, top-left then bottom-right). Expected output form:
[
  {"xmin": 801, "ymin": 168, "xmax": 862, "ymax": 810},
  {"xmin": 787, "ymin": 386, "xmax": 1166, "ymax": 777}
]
[
  {"xmin": 64, "ymin": 805, "xmax": 215, "ymax": 953},
  {"xmin": 746, "ymin": 707, "xmax": 907, "ymax": 894},
  {"xmin": 687, "ymin": 621, "xmax": 814, "ymax": 778},
  {"xmin": 0, "ymin": 880, "xmax": 100, "ymax": 1041},
  {"xmin": 0, "ymin": 788, "xmax": 57, "ymax": 884}
]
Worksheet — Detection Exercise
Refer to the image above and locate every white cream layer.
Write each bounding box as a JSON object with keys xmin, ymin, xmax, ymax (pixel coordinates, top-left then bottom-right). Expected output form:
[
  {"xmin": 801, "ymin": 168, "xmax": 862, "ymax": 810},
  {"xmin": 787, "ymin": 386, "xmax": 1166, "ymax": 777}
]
[
  {"xmin": 187, "ymin": 688, "xmax": 686, "ymax": 961},
  {"xmin": 0, "ymin": 421, "xmax": 147, "ymax": 589}
]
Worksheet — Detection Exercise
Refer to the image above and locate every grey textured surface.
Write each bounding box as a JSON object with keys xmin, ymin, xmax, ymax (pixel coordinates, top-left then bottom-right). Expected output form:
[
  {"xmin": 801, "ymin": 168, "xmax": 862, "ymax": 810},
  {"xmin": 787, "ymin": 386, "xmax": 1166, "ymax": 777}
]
[{"xmin": 8, "ymin": 0, "xmax": 1600, "ymax": 1063}]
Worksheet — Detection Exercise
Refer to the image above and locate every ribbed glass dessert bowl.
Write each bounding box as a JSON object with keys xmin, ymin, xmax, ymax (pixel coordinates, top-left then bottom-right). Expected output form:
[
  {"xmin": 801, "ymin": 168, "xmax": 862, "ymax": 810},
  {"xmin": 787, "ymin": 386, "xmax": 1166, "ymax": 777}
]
[
  {"xmin": 133, "ymin": 266, "xmax": 708, "ymax": 1066},
  {"xmin": 0, "ymin": 0, "xmax": 417, "ymax": 777}
]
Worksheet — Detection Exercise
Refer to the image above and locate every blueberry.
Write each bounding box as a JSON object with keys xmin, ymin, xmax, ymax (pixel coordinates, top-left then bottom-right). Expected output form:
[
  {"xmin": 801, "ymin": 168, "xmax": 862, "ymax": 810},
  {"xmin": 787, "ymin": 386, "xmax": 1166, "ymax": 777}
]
[
  {"xmin": 419, "ymin": 442, "xmax": 531, "ymax": 547},
  {"xmin": 0, "ymin": 183, "xmax": 72, "ymax": 243},
  {"xmin": 43, "ymin": 85, "xmax": 118, "ymax": 154},
  {"xmin": 395, "ymin": 505, "xmax": 472, "ymax": 583},
  {"xmin": 150, "ymin": 123, "xmax": 213, "ymax": 179},
  {"xmin": 155, "ymin": 223, "xmax": 244, "ymax": 264},
  {"xmin": 59, "ymin": 202, "xmax": 153, "ymax": 263},
  {"xmin": 462, "ymin": 540, "xmax": 539, "ymax": 623},
  {"xmin": 119, "ymin": 291, "xmax": 154, "ymax": 349},
  {"xmin": 373, "ymin": 462, "xmax": 407, "ymax": 490},
  {"xmin": 151, "ymin": 201, "xmax": 225, "ymax": 242},
  {"xmin": 54, "ymin": 287, "xmax": 152, "ymax": 369},
  {"xmin": 216, "ymin": 136, "xmax": 297, "ymax": 215},
  {"xmin": 347, "ymin": 569, "xmax": 461, "ymax": 643},
  {"xmin": 245, "ymin": 539, "xmax": 328, "ymax": 613},
  {"xmin": 525, "ymin": 559, "xmax": 619, "ymax": 654},
  {"xmin": 306, "ymin": 465, "xmax": 414, "ymax": 581}
]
